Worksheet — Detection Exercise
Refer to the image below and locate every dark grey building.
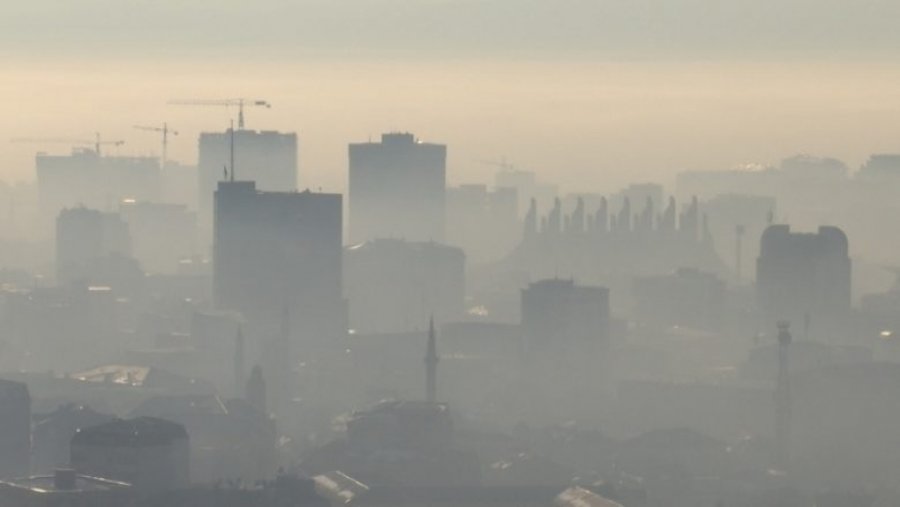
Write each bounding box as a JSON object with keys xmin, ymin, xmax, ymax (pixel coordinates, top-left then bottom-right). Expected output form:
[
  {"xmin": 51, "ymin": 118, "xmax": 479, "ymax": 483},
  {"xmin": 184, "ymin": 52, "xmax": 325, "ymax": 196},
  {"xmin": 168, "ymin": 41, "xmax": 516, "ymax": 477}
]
[
  {"xmin": 198, "ymin": 129, "xmax": 297, "ymax": 225},
  {"xmin": 520, "ymin": 279, "xmax": 610, "ymax": 356},
  {"xmin": 71, "ymin": 417, "xmax": 189, "ymax": 491},
  {"xmin": 756, "ymin": 224, "xmax": 851, "ymax": 339},
  {"xmin": 349, "ymin": 133, "xmax": 446, "ymax": 243},
  {"xmin": 213, "ymin": 181, "xmax": 345, "ymax": 348},
  {"xmin": 0, "ymin": 379, "xmax": 30, "ymax": 479}
]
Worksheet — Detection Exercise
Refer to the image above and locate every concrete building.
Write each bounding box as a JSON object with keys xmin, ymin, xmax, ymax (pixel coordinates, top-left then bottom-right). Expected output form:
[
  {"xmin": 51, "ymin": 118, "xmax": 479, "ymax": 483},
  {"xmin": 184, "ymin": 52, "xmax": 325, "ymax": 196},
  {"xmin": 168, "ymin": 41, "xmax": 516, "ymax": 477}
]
[
  {"xmin": 0, "ymin": 379, "xmax": 31, "ymax": 479},
  {"xmin": 344, "ymin": 239, "xmax": 465, "ymax": 334},
  {"xmin": 214, "ymin": 181, "xmax": 345, "ymax": 349},
  {"xmin": 349, "ymin": 133, "xmax": 446, "ymax": 243},
  {"xmin": 36, "ymin": 148, "xmax": 160, "ymax": 230},
  {"xmin": 33, "ymin": 404, "xmax": 115, "ymax": 474},
  {"xmin": 521, "ymin": 279, "xmax": 610, "ymax": 356},
  {"xmin": 56, "ymin": 208, "xmax": 132, "ymax": 285},
  {"xmin": 70, "ymin": 417, "xmax": 189, "ymax": 491},
  {"xmin": 198, "ymin": 129, "xmax": 297, "ymax": 225},
  {"xmin": 756, "ymin": 225, "xmax": 851, "ymax": 340}
]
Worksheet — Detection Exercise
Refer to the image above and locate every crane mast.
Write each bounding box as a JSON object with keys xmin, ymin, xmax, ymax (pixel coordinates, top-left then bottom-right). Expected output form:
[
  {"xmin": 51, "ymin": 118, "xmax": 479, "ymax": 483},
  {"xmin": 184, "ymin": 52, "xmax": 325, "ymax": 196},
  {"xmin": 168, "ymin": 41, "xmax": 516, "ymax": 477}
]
[
  {"xmin": 168, "ymin": 98, "xmax": 271, "ymax": 130},
  {"xmin": 133, "ymin": 123, "xmax": 178, "ymax": 169}
]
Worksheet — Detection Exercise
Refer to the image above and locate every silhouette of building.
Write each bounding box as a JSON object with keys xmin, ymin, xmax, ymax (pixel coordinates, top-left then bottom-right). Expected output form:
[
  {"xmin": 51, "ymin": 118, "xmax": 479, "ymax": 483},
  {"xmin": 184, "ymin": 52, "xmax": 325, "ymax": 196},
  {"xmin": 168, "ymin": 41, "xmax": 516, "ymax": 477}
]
[
  {"xmin": 32, "ymin": 404, "xmax": 115, "ymax": 474},
  {"xmin": 344, "ymin": 239, "xmax": 464, "ymax": 334},
  {"xmin": 302, "ymin": 400, "xmax": 480, "ymax": 487},
  {"xmin": 520, "ymin": 279, "xmax": 610, "ymax": 356},
  {"xmin": 70, "ymin": 417, "xmax": 189, "ymax": 491},
  {"xmin": 213, "ymin": 181, "xmax": 345, "ymax": 349},
  {"xmin": 130, "ymin": 394, "xmax": 276, "ymax": 482},
  {"xmin": 502, "ymin": 196, "xmax": 724, "ymax": 314},
  {"xmin": 446, "ymin": 184, "xmax": 518, "ymax": 262},
  {"xmin": 198, "ymin": 129, "xmax": 297, "ymax": 225},
  {"xmin": 36, "ymin": 148, "xmax": 160, "ymax": 230},
  {"xmin": 633, "ymin": 268, "xmax": 726, "ymax": 332},
  {"xmin": 857, "ymin": 153, "xmax": 900, "ymax": 180},
  {"xmin": 349, "ymin": 133, "xmax": 446, "ymax": 243},
  {"xmin": 119, "ymin": 201, "xmax": 197, "ymax": 274},
  {"xmin": 0, "ymin": 379, "xmax": 31, "ymax": 479},
  {"xmin": 756, "ymin": 225, "xmax": 851, "ymax": 340},
  {"xmin": 56, "ymin": 208, "xmax": 132, "ymax": 284}
]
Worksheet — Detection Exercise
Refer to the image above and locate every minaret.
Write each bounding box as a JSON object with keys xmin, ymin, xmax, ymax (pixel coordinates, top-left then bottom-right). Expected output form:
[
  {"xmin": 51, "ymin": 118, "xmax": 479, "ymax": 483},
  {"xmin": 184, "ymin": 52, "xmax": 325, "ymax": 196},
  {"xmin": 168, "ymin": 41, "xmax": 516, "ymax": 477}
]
[
  {"xmin": 425, "ymin": 317, "xmax": 439, "ymax": 403},
  {"xmin": 775, "ymin": 321, "xmax": 793, "ymax": 472},
  {"xmin": 234, "ymin": 325, "xmax": 245, "ymax": 395}
]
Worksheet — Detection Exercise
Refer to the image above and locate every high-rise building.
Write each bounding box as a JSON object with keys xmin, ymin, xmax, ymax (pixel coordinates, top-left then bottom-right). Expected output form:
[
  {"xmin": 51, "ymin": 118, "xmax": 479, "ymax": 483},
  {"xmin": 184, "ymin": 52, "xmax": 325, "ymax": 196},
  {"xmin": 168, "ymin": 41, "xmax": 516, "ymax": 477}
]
[
  {"xmin": 344, "ymin": 239, "xmax": 465, "ymax": 334},
  {"xmin": 756, "ymin": 225, "xmax": 851, "ymax": 339},
  {"xmin": 349, "ymin": 133, "xmax": 446, "ymax": 243},
  {"xmin": 36, "ymin": 148, "xmax": 160, "ymax": 230},
  {"xmin": 0, "ymin": 379, "xmax": 30, "ymax": 479},
  {"xmin": 198, "ymin": 129, "xmax": 297, "ymax": 225},
  {"xmin": 214, "ymin": 181, "xmax": 344, "ymax": 349},
  {"xmin": 56, "ymin": 208, "xmax": 132, "ymax": 284},
  {"xmin": 520, "ymin": 278, "xmax": 610, "ymax": 356}
]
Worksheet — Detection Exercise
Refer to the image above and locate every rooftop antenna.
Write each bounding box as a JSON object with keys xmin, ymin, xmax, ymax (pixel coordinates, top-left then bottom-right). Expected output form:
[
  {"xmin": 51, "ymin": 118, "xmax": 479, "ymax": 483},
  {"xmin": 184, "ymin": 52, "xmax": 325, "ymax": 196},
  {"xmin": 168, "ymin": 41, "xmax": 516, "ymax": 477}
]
[
  {"xmin": 168, "ymin": 98, "xmax": 271, "ymax": 130},
  {"xmin": 229, "ymin": 120, "xmax": 235, "ymax": 182}
]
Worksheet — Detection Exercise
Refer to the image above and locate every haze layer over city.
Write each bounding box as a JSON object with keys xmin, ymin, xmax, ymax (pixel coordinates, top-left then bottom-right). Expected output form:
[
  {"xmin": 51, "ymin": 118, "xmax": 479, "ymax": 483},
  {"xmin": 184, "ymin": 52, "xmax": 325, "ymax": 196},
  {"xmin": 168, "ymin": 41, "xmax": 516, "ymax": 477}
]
[{"xmin": 2, "ymin": 1, "xmax": 900, "ymax": 507}]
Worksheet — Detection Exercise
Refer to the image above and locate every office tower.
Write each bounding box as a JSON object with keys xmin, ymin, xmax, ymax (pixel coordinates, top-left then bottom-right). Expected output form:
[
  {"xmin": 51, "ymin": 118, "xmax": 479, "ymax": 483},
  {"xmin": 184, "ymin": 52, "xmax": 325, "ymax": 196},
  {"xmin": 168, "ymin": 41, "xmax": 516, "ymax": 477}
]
[
  {"xmin": 36, "ymin": 148, "xmax": 160, "ymax": 229},
  {"xmin": 520, "ymin": 278, "xmax": 610, "ymax": 356},
  {"xmin": 56, "ymin": 207, "xmax": 132, "ymax": 284},
  {"xmin": 214, "ymin": 181, "xmax": 344, "ymax": 348},
  {"xmin": 349, "ymin": 132, "xmax": 446, "ymax": 243},
  {"xmin": 756, "ymin": 225, "xmax": 851, "ymax": 339},
  {"xmin": 0, "ymin": 380, "xmax": 31, "ymax": 479},
  {"xmin": 344, "ymin": 238, "xmax": 464, "ymax": 334},
  {"xmin": 197, "ymin": 129, "xmax": 297, "ymax": 224}
]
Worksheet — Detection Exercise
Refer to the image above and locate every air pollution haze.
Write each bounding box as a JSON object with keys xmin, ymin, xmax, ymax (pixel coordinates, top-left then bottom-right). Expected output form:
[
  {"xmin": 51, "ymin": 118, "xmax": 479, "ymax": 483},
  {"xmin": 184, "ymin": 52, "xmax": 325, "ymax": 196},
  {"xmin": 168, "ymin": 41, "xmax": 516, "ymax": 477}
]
[{"xmin": 3, "ymin": 2, "xmax": 900, "ymax": 507}]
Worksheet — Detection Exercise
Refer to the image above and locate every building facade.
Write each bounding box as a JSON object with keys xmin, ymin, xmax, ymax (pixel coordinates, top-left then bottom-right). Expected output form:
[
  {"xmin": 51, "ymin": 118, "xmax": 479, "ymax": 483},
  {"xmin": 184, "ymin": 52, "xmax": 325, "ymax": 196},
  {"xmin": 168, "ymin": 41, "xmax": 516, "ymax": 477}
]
[
  {"xmin": 349, "ymin": 133, "xmax": 446, "ymax": 243},
  {"xmin": 214, "ymin": 181, "xmax": 345, "ymax": 349}
]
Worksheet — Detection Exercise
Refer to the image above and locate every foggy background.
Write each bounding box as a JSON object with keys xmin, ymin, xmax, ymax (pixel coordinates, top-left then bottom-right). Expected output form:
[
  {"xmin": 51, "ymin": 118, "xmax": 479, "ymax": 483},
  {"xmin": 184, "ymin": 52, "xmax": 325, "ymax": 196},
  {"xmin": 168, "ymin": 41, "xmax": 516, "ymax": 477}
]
[{"xmin": 3, "ymin": 0, "xmax": 900, "ymax": 195}]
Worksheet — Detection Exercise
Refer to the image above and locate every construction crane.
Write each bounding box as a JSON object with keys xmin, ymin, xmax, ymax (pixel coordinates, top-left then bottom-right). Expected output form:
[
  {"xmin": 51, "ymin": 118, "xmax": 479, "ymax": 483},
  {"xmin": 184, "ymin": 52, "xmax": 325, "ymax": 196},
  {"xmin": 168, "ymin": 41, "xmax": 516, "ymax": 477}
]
[
  {"xmin": 11, "ymin": 132, "xmax": 125, "ymax": 156},
  {"xmin": 133, "ymin": 123, "xmax": 177, "ymax": 169},
  {"xmin": 478, "ymin": 157, "xmax": 517, "ymax": 172},
  {"xmin": 167, "ymin": 98, "xmax": 271, "ymax": 130}
]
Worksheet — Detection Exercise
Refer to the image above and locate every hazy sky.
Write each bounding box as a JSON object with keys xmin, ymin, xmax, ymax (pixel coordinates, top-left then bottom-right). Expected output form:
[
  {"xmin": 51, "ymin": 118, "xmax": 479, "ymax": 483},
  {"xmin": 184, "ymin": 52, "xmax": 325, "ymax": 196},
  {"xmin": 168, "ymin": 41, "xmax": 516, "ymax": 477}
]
[{"xmin": 3, "ymin": 0, "xmax": 900, "ymax": 193}]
